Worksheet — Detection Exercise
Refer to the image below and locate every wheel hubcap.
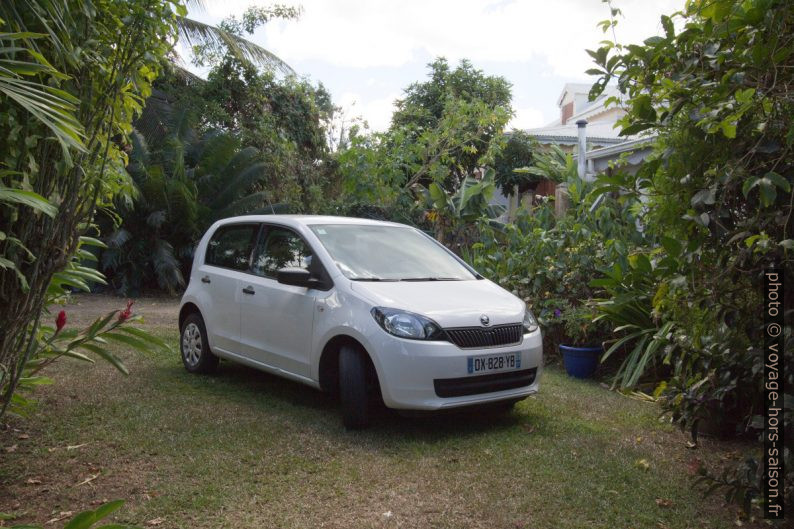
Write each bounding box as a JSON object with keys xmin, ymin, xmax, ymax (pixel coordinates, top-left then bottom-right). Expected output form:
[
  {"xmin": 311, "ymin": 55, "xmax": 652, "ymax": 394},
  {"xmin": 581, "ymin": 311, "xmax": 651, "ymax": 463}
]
[{"xmin": 182, "ymin": 323, "xmax": 202, "ymax": 366}]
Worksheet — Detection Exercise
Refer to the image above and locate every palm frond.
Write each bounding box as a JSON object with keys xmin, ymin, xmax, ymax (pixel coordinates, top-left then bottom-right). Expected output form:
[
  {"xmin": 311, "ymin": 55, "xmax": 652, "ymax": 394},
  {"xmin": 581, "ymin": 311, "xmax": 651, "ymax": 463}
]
[
  {"xmin": 152, "ymin": 238, "xmax": 184, "ymax": 292},
  {"xmin": 194, "ymin": 131, "xmax": 240, "ymax": 175},
  {"xmin": 0, "ymin": 0, "xmax": 76, "ymax": 64},
  {"xmin": 128, "ymin": 130, "xmax": 150, "ymax": 168},
  {"xmin": 176, "ymin": 17, "xmax": 293, "ymax": 74},
  {"xmin": 133, "ymin": 88, "xmax": 173, "ymax": 146},
  {"xmin": 218, "ymin": 146, "xmax": 260, "ymax": 182},
  {"xmin": 0, "ymin": 39, "xmax": 84, "ymax": 151},
  {"xmin": 105, "ymin": 228, "xmax": 131, "ymax": 249},
  {"xmin": 208, "ymin": 161, "xmax": 269, "ymax": 209},
  {"xmin": 214, "ymin": 191, "xmax": 276, "ymax": 219}
]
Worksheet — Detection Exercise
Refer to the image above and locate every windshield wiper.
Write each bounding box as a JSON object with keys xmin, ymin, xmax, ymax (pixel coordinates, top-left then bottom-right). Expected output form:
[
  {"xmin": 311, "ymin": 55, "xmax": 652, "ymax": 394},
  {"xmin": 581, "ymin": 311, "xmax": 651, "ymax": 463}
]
[
  {"xmin": 351, "ymin": 277, "xmax": 399, "ymax": 282},
  {"xmin": 399, "ymin": 277, "xmax": 461, "ymax": 281}
]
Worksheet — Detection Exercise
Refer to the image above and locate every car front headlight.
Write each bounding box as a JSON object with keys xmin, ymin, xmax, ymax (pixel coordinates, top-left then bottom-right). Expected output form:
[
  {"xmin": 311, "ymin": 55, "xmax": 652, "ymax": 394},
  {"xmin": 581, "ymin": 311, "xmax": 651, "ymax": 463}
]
[
  {"xmin": 371, "ymin": 307, "xmax": 445, "ymax": 340},
  {"xmin": 523, "ymin": 307, "xmax": 539, "ymax": 333}
]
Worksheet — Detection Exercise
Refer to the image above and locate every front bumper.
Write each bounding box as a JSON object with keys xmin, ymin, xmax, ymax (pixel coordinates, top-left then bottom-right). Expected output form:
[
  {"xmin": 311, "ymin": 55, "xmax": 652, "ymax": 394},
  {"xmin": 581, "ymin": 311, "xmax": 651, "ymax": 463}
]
[{"xmin": 371, "ymin": 329, "xmax": 543, "ymax": 410}]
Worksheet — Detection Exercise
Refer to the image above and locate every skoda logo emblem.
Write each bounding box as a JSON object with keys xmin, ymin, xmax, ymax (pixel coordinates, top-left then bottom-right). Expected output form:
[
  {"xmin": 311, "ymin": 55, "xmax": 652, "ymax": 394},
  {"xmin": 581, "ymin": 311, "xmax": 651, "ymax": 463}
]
[{"xmin": 480, "ymin": 314, "xmax": 490, "ymax": 326}]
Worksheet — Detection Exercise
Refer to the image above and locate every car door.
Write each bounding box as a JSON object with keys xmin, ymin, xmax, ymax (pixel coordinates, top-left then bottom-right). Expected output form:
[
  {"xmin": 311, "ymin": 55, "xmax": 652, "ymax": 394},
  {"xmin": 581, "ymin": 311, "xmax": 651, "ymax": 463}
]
[
  {"xmin": 198, "ymin": 223, "xmax": 259, "ymax": 354},
  {"xmin": 238, "ymin": 225, "xmax": 318, "ymax": 377}
]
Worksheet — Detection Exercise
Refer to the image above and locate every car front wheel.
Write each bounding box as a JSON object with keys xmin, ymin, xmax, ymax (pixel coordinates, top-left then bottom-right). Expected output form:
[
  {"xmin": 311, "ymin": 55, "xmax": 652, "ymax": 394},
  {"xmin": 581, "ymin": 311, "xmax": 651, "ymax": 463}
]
[
  {"xmin": 339, "ymin": 345, "xmax": 371, "ymax": 429},
  {"xmin": 180, "ymin": 313, "xmax": 219, "ymax": 374}
]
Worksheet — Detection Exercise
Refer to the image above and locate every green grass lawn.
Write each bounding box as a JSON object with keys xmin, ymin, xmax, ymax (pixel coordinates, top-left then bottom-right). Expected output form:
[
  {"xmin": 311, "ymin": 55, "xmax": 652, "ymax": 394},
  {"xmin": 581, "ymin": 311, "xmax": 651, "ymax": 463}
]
[{"xmin": 0, "ymin": 296, "xmax": 753, "ymax": 528}]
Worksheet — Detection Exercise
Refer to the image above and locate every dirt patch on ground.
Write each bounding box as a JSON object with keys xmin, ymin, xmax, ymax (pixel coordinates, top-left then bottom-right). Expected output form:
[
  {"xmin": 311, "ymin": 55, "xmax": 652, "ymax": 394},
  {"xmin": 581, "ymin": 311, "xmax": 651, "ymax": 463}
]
[
  {"xmin": 56, "ymin": 293, "xmax": 180, "ymax": 330},
  {"xmin": 1, "ymin": 433, "xmax": 167, "ymax": 526},
  {"xmin": 1, "ymin": 295, "xmax": 178, "ymax": 524}
]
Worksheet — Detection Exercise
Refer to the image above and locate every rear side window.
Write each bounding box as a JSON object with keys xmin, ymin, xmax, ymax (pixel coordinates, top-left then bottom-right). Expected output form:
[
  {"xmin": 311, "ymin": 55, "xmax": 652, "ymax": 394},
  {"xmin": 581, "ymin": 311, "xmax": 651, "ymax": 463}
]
[
  {"xmin": 205, "ymin": 224, "xmax": 258, "ymax": 271},
  {"xmin": 252, "ymin": 226, "xmax": 313, "ymax": 278}
]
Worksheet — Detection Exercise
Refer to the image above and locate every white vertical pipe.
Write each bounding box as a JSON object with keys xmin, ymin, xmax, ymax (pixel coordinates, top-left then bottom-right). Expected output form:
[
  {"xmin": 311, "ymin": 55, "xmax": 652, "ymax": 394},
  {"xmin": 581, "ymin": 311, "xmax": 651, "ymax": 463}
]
[{"xmin": 576, "ymin": 119, "xmax": 587, "ymax": 179}]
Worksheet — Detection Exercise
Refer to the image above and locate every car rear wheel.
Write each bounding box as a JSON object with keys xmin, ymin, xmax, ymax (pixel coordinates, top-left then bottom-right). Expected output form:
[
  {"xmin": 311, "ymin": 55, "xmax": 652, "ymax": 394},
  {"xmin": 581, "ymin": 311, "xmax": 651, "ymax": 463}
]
[
  {"xmin": 339, "ymin": 345, "xmax": 371, "ymax": 429},
  {"xmin": 180, "ymin": 313, "xmax": 219, "ymax": 374}
]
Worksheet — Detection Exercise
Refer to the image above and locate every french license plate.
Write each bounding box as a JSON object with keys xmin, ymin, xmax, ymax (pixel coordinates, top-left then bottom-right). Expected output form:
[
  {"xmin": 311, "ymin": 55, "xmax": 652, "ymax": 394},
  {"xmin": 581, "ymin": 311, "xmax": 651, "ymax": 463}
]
[{"xmin": 467, "ymin": 352, "xmax": 521, "ymax": 374}]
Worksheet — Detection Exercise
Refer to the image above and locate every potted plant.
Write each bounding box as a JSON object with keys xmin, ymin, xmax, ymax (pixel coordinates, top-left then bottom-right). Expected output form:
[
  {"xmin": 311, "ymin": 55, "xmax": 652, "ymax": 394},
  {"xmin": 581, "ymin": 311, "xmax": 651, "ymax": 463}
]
[{"xmin": 546, "ymin": 301, "xmax": 609, "ymax": 379}]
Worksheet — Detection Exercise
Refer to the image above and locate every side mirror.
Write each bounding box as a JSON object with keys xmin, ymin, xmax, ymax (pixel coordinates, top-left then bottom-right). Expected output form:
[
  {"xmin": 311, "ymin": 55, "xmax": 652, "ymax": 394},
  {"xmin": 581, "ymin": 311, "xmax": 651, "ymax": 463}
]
[{"xmin": 276, "ymin": 267, "xmax": 318, "ymax": 288}]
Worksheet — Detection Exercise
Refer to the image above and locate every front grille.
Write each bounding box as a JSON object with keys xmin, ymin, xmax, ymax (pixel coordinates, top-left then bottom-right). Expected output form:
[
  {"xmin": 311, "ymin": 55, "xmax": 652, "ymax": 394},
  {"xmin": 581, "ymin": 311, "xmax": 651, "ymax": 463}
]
[
  {"xmin": 445, "ymin": 323, "xmax": 523, "ymax": 349},
  {"xmin": 434, "ymin": 368, "xmax": 537, "ymax": 398}
]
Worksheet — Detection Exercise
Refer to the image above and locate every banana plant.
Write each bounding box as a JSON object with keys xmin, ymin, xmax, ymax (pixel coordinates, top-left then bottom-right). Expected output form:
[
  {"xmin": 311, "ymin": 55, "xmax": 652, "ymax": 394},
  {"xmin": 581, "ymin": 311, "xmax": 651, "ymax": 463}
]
[
  {"xmin": 514, "ymin": 144, "xmax": 575, "ymax": 184},
  {"xmin": 418, "ymin": 168, "xmax": 505, "ymax": 251}
]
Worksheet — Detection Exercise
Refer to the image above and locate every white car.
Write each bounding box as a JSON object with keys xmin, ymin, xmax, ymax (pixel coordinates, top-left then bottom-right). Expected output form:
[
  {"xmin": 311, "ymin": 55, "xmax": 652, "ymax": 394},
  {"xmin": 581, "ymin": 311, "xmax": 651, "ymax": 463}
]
[{"xmin": 179, "ymin": 215, "xmax": 543, "ymax": 428}]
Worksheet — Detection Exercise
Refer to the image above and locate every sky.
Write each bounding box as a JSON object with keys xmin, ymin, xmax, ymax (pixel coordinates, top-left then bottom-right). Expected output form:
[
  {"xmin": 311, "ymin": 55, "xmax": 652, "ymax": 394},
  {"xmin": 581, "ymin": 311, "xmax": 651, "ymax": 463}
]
[{"xmin": 186, "ymin": 0, "xmax": 684, "ymax": 132}]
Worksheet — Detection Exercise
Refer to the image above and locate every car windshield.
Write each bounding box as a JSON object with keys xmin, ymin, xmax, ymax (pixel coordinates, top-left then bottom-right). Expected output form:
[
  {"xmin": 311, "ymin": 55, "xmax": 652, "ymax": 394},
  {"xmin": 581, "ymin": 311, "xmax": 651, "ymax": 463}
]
[{"xmin": 309, "ymin": 224, "xmax": 477, "ymax": 281}]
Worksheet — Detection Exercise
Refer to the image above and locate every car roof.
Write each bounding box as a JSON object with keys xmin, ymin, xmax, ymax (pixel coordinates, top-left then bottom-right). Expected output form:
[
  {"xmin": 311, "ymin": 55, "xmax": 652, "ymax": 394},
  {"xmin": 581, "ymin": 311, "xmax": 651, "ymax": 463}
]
[{"xmin": 214, "ymin": 214, "xmax": 410, "ymax": 229}]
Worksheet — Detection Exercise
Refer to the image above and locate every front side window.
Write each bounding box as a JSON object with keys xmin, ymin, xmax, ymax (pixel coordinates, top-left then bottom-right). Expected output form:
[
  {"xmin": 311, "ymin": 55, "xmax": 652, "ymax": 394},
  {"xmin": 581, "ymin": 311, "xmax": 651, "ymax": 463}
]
[
  {"xmin": 309, "ymin": 224, "xmax": 476, "ymax": 281},
  {"xmin": 252, "ymin": 226, "xmax": 314, "ymax": 278},
  {"xmin": 205, "ymin": 224, "xmax": 258, "ymax": 271}
]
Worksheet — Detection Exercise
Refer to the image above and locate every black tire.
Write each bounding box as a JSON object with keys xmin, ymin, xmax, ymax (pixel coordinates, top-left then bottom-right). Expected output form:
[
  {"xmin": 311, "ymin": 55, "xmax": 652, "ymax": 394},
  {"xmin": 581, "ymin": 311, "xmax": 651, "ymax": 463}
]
[
  {"xmin": 339, "ymin": 345, "xmax": 370, "ymax": 429},
  {"xmin": 180, "ymin": 312, "xmax": 219, "ymax": 374},
  {"xmin": 491, "ymin": 397, "xmax": 523, "ymax": 413}
]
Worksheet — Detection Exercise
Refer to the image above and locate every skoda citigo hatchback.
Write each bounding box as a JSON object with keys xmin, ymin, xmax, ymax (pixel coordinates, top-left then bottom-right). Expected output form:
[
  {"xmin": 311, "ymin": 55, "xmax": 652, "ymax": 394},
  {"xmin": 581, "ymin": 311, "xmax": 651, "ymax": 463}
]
[{"xmin": 179, "ymin": 216, "xmax": 542, "ymax": 428}]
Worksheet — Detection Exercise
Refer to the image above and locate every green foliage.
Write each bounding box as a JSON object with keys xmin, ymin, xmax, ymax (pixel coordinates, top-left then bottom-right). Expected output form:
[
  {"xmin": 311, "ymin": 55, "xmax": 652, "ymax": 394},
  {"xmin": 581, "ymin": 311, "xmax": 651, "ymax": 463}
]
[
  {"xmin": 104, "ymin": 49, "xmax": 337, "ymax": 295},
  {"xmin": 592, "ymin": 251, "xmax": 677, "ymax": 390},
  {"xmin": 588, "ymin": 0, "xmax": 793, "ymax": 512},
  {"xmin": 468, "ymin": 171, "xmax": 645, "ymax": 354},
  {"xmin": 0, "ymin": 28, "xmax": 84, "ymax": 151},
  {"xmin": 391, "ymin": 58, "xmax": 513, "ymax": 188},
  {"xmin": 514, "ymin": 144, "xmax": 576, "ymax": 184},
  {"xmin": 227, "ymin": 5, "xmax": 303, "ymax": 35},
  {"xmin": 333, "ymin": 127, "xmax": 415, "ymax": 220},
  {"xmin": 334, "ymin": 58, "xmax": 513, "ymax": 230},
  {"xmin": 103, "ymin": 126, "xmax": 286, "ymax": 295},
  {"xmin": 418, "ymin": 168, "xmax": 504, "ymax": 252},
  {"xmin": 11, "ymin": 499, "xmax": 140, "ymax": 529},
  {"xmin": 177, "ymin": 4, "xmax": 295, "ymax": 73},
  {"xmin": 0, "ymin": 0, "xmax": 181, "ymax": 419},
  {"xmin": 3, "ymin": 236, "xmax": 169, "ymax": 417},
  {"xmin": 493, "ymin": 130, "xmax": 539, "ymax": 195},
  {"xmin": 187, "ymin": 55, "xmax": 336, "ymax": 212}
]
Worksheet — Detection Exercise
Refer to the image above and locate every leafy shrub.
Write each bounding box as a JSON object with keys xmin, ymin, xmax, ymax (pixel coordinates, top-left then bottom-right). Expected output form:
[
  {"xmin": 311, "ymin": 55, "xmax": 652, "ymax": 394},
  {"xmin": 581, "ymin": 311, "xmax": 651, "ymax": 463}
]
[
  {"xmin": 588, "ymin": 0, "xmax": 794, "ymax": 512},
  {"xmin": 467, "ymin": 173, "xmax": 644, "ymax": 355},
  {"xmin": 102, "ymin": 127, "xmax": 291, "ymax": 295}
]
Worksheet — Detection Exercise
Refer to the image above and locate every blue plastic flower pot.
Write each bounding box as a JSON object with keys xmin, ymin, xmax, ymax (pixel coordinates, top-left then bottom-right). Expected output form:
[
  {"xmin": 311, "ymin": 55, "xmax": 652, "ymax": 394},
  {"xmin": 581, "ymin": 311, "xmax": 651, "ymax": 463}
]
[{"xmin": 560, "ymin": 344, "xmax": 602, "ymax": 379}]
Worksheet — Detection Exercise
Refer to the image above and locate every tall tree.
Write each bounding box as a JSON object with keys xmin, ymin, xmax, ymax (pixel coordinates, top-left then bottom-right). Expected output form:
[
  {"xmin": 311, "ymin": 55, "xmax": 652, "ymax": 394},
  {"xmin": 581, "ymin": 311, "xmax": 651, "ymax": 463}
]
[
  {"xmin": 0, "ymin": 0, "xmax": 180, "ymax": 412},
  {"xmin": 193, "ymin": 53, "xmax": 337, "ymax": 211},
  {"xmin": 493, "ymin": 130, "xmax": 539, "ymax": 196},
  {"xmin": 391, "ymin": 58, "xmax": 513, "ymax": 186},
  {"xmin": 103, "ymin": 127, "xmax": 282, "ymax": 295}
]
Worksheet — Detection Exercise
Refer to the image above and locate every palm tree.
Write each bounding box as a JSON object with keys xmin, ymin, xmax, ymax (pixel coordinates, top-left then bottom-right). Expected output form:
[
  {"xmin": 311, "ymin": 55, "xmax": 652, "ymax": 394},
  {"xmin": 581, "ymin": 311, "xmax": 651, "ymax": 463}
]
[
  {"xmin": 0, "ymin": 13, "xmax": 84, "ymax": 151},
  {"xmin": 1, "ymin": 0, "xmax": 295, "ymax": 153},
  {"xmin": 176, "ymin": 0, "xmax": 295, "ymax": 74},
  {"xmin": 103, "ymin": 123, "xmax": 285, "ymax": 295}
]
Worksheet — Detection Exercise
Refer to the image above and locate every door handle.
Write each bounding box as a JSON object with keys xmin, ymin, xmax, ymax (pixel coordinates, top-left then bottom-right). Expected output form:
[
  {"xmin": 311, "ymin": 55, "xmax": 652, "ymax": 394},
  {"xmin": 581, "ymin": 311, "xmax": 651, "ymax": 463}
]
[
  {"xmin": 242, "ymin": 286, "xmax": 255, "ymax": 295},
  {"xmin": 201, "ymin": 275, "xmax": 211, "ymax": 284}
]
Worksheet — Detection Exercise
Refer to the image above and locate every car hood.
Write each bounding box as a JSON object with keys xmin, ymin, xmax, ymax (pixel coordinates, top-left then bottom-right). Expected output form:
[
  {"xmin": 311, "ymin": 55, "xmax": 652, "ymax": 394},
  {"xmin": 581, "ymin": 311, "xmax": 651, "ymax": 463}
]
[{"xmin": 350, "ymin": 279, "xmax": 524, "ymax": 328}]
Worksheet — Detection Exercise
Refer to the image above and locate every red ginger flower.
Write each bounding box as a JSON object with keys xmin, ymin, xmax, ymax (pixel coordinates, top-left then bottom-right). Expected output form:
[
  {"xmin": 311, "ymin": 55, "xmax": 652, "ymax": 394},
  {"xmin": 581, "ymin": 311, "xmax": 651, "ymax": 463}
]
[
  {"xmin": 55, "ymin": 310, "xmax": 67, "ymax": 332},
  {"xmin": 118, "ymin": 300, "xmax": 134, "ymax": 322}
]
